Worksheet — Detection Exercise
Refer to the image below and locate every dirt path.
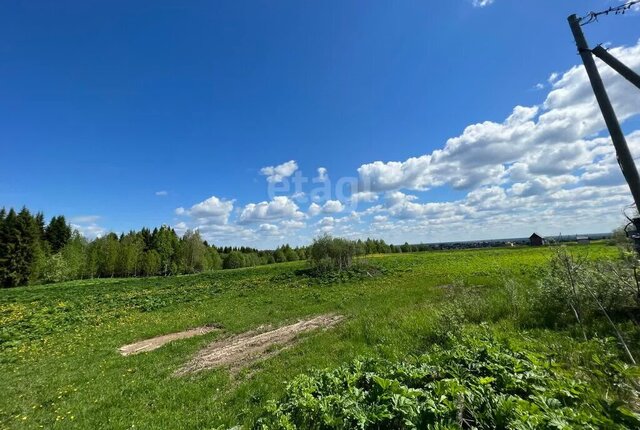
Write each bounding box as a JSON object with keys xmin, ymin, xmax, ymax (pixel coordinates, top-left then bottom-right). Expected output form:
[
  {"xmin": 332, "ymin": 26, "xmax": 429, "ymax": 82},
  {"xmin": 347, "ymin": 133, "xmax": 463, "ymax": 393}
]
[
  {"xmin": 175, "ymin": 314, "xmax": 344, "ymax": 375},
  {"xmin": 119, "ymin": 325, "xmax": 219, "ymax": 356}
]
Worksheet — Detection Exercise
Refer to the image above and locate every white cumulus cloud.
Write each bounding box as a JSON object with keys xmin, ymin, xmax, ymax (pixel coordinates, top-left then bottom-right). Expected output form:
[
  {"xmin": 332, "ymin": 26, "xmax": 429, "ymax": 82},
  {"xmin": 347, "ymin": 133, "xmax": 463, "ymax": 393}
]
[
  {"xmin": 316, "ymin": 167, "xmax": 328, "ymax": 181},
  {"xmin": 180, "ymin": 196, "xmax": 235, "ymax": 225},
  {"xmin": 322, "ymin": 200, "xmax": 344, "ymax": 214},
  {"xmin": 308, "ymin": 202, "xmax": 322, "ymax": 217},
  {"xmin": 239, "ymin": 196, "xmax": 304, "ymax": 224},
  {"xmin": 260, "ymin": 160, "xmax": 298, "ymax": 183}
]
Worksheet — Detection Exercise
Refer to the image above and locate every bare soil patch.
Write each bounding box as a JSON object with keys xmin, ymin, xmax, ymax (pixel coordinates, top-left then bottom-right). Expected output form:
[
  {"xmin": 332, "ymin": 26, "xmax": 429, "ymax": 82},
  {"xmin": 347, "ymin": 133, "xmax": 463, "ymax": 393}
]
[
  {"xmin": 175, "ymin": 314, "xmax": 344, "ymax": 375},
  {"xmin": 119, "ymin": 325, "xmax": 220, "ymax": 356}
]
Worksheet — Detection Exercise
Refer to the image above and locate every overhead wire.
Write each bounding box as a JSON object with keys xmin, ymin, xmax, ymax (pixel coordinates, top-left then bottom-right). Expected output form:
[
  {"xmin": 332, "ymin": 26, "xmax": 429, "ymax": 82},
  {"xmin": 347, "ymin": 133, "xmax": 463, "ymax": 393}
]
[{"xmin": 579, "ymin": 0, "xmax": 640, "ymax": 25}]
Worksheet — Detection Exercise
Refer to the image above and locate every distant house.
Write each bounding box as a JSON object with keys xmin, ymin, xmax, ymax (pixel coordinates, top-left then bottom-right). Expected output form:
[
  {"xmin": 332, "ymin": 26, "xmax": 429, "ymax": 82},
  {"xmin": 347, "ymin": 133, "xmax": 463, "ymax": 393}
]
[
  {"xmin": 529, "ymin": 233, "xmax": 545, "ymax": 246},
  {"xmin": 576, "ymin": 235, "xmax": 590, "ymax": 244}
]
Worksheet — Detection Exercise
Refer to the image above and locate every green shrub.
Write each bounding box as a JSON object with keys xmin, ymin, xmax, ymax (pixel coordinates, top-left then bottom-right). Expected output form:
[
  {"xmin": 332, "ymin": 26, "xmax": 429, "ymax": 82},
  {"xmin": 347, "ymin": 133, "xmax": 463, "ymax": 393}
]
[{"xmin": 308, "ymin": 235, "xmax": 357, "ymax": 274}]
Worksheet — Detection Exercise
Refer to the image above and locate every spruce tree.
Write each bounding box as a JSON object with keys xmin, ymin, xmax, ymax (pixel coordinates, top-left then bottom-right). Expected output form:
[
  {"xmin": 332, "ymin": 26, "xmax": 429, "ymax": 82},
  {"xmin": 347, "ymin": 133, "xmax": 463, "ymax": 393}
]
[
  {"xmin": 45, "ymin": 216, "xmax": 72, "ymax": 252},
  {"xmin": 34, "ymin": 212, "xmax": 46, "ymax": 241},
  {"xmin": 0, "ymin": 209, "xmax": 15, "ymax": 286},
  {"xmin": 0, "ymin": 208, "xmax": 41, "ymax": 286}
]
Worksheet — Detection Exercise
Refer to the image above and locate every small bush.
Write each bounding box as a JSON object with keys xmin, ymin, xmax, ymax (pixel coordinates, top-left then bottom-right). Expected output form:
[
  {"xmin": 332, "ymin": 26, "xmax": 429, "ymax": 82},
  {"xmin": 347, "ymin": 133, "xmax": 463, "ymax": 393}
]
[{"xmin": 307, "ymin": 235, "xmax": 358, "ymax": 274}]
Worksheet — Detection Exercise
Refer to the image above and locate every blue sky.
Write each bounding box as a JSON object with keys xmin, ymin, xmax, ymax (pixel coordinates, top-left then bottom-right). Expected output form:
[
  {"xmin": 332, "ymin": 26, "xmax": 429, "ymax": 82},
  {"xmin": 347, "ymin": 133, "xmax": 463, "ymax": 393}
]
[{"xmin": 1, "ymin": 0, "xmax": 640, "ymax": 247}]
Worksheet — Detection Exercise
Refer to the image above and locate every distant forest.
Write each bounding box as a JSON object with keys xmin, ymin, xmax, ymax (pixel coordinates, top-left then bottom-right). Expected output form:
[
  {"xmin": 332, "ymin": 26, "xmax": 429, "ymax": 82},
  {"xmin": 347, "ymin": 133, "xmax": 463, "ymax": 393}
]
[{"xmin": 0, "ymin": 207, "xmax": 419, "ymax": 288}]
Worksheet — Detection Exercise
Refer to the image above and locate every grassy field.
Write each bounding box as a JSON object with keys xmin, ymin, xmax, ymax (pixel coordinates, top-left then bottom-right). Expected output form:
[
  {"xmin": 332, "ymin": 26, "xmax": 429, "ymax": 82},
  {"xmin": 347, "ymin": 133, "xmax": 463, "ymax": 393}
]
[{"xmin": 0, "ymin": 244, "xmax": 626, "ymax": 429}]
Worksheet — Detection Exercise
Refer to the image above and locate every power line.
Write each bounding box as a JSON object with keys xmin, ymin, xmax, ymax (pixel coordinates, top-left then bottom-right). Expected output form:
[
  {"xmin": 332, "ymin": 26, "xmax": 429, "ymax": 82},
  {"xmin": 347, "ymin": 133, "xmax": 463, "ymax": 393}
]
[{"xmin": 579, "ymin": 0, "xmax": 640, "ymax": 25}]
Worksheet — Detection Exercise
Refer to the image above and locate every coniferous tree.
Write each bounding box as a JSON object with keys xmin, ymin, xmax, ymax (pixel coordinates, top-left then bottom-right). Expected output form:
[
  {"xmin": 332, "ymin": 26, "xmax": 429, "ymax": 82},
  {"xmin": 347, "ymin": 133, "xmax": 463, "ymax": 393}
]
[
  {"xmin": 45, "ymin": 216, "xmax": 72, "ymax": 252},
  {"xmin": 140, "ymin": 227, "xmax": 153, "ymax": 251},
  {"xmin": 0, "ymin": 209, "xmax": 18, "ymax": 286},
  {"xmin": 21, "ymin": 208, "xmax": 44, "ymax": 285},
  {"xmin": 28, "ymin": 211, "xmax": 48, "ymax": 282},
  {"xmin": 0, "ymin": 208, "xmax": 41, "ymax": 287},
  {"xmin": 34, "ymin": 212, "xmax": 46, "ymax": 242}
]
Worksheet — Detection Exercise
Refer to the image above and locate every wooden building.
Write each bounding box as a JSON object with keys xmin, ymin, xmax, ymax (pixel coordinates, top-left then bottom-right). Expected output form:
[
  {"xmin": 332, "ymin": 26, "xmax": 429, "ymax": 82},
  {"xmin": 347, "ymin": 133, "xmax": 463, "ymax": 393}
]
[{"xmin": 529, "ymin": 233, "xmax": 544, "ymax": 246}]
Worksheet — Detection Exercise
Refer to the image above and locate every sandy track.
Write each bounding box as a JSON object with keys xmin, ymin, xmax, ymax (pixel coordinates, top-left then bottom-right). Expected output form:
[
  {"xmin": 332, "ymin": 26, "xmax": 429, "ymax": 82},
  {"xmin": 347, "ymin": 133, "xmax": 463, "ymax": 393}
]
[
  {"xmin": 119, "ymin": 326, "xmax": 219, "ymax": 356},
  {"xmin": 175, "ymin": 314, "xmax": 344, "ymax": 375}
]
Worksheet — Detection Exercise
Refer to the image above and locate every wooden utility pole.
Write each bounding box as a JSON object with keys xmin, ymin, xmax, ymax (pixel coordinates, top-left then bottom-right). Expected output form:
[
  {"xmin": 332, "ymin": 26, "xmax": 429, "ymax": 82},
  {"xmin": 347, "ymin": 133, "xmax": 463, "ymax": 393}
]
[
  {"xmin": 591, "ymin": 45, "xmax": 640, "ymax": 90},
  {"xmin": 568, "ymin": 14, "xmax": 640, "ymax": 219}
]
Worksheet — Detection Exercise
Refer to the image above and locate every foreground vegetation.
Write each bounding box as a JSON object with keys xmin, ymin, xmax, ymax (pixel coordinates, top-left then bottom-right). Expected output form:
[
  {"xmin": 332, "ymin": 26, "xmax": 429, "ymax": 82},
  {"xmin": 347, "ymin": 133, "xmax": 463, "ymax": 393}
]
[
  {"xmin": 258, "ymin": 332, "xmax": 639, "ymax": 429},
  {"xmin": 1, "ymin": 243, "xmax": 639, "ymax": 428}
]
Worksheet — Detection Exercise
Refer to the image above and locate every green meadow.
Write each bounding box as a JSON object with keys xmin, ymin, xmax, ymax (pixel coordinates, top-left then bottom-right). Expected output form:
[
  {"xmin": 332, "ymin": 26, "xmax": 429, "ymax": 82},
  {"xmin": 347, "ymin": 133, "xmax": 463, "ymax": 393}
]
[{"xmin": 1, "ymin": 244, "xmax": 634, "ymax": 429}]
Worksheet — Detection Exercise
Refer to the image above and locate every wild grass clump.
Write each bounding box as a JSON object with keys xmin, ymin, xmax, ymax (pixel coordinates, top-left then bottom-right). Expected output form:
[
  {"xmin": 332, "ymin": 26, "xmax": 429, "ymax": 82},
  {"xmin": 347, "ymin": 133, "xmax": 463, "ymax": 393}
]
[
  {"xmin": 440, "ymin": 246, "xmax": 640, "ymax": 364},
  {"xmin": 254, "ymin": 331, "xmax": 640, "ymax": 429},
  {"xmin": 498, "ymin": 247, "xmax": 638, "ymax": 363},
  {"xmin": 535, "ymin": 247, "xmax": 639, "ymax": 363},
  {"xmin": 428, "ymin": 303, "xmax": 466, "ymax": 345}
]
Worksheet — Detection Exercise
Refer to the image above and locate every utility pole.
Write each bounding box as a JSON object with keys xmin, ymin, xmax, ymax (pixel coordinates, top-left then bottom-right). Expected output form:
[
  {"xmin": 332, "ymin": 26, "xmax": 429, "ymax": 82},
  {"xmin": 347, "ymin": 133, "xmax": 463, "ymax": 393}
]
[
  {"xmin": 591, "ymin": 45, "xmax": 640, "ymax": 90},
  {"xmin": 568, "ymin": 14, "xmax": 640, "ymax": 248}
]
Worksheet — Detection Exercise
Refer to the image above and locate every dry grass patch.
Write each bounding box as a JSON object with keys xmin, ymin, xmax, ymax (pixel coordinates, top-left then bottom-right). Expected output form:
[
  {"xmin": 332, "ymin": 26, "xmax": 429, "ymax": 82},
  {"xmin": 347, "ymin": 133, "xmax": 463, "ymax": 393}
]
[
  {"xmin": 175, "ymin": 314, "xmax": 344, "ymax": 375},
  {"xmin": 119, "ymin": 325, "xmax": 220, "ymax": 356}
]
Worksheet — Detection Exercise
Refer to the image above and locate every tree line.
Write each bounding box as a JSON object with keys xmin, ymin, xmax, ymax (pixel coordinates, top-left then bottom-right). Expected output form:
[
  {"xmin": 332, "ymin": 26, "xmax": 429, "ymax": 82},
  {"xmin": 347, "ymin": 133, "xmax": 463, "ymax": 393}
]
[{"xmin": 0, "ymin": 206, "xmax": 420, "ymax": 288}]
